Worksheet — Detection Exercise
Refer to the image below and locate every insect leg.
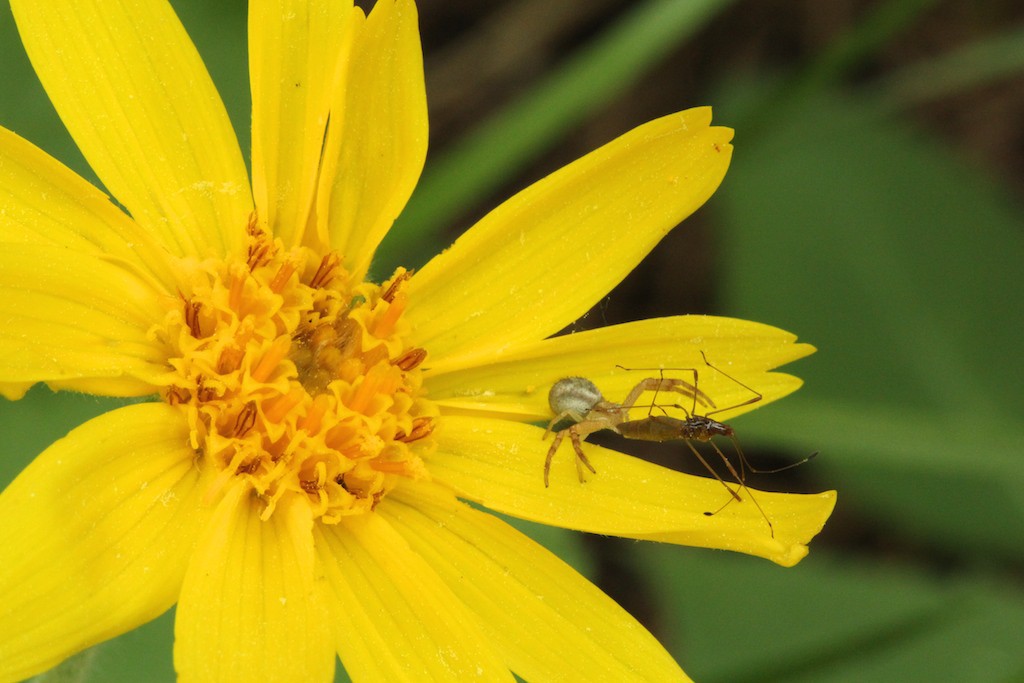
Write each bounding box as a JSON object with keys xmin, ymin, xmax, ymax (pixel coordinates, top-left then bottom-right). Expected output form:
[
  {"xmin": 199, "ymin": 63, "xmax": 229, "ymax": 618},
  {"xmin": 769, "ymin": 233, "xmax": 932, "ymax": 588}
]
[
  {"xmin": 682, "ymin": 439, "xmax": 742, "ymax": 502},
  {"xmin": 700, "ymin": 350, "xmax": 763, "ymax": 418},
  {"xmin": 706, "ymin": 437, "xmax": 776, "ymax": 537}
]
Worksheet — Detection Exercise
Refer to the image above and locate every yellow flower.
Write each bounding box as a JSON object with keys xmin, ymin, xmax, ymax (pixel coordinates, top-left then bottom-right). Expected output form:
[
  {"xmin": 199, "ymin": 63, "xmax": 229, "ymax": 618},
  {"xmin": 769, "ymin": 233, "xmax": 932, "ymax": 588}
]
[{"xmin": 0, "ymin": 0, "xmax": 835, "ymax": 681}]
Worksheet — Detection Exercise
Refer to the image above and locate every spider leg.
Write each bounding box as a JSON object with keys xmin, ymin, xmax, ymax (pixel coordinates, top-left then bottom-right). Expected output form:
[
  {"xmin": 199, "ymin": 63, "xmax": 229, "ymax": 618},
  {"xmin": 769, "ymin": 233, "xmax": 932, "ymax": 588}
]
[
  {"xmin": 616, "ymin": 373, "xmax": 715, "ymax": 418},
  {"xmin": 544, "ymin": 430, "xmax": 565, "ymax": 488},
  {"xmin": 544, "ymin": 409, "xmax": 583, "ymax": 440},
  {"xmin": 569, "ymin": 427, "xmax": 597, "ymax": 482}
]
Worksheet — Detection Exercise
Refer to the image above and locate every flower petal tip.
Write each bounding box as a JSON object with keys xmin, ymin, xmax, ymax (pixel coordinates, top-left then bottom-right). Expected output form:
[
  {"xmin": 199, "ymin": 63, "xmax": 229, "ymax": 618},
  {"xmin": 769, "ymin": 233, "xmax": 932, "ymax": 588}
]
[{"xmin": 772, "ymin": 489, "xmax": 837, "ymax": 568}]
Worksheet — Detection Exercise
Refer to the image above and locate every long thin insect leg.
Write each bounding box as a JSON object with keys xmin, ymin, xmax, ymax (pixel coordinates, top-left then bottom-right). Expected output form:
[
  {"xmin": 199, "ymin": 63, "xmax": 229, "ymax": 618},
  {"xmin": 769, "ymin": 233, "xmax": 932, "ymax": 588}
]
[
  {"xmin": 655, "ymin": 367, "xmax": 700, "ymax": 419},
  {"xmin": 703, "ymin": 484, "xmax": 775, "ymax": 539},
  {"xmin": 704, "ymin": 437, "xmax": 777, "ymax": 537},
  {"xmin": 650, "ymin": 368, "xmax": 665, "ymax": 417},
  {"xmin": 726, "ymin": 433, "xmax": 751, "ymax": 484},
  {"xmin": 709, "ymin": 437, "xmax": 747, "ymax": 488},
  {"xmin": 700, "ymin": 350, "xmax": 762, "ymax": 418},
  {"xmin": 704, "ymin": 489, "xmax": 775, "ymax": 538},
  {"xmin": 682, "ymin": 439, "xmax": 742, "ymax": 502},
  {"xmin": 687, "ymin": 366, "xmax": 699, "ymax": 418}
]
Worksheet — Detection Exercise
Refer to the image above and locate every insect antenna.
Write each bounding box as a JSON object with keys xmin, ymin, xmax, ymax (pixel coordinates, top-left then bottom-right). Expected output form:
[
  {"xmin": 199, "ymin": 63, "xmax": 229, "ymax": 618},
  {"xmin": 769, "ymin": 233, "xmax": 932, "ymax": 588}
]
[{"xmin": 745, "ymin": 450, "xmax": 819, "ymax": 475}]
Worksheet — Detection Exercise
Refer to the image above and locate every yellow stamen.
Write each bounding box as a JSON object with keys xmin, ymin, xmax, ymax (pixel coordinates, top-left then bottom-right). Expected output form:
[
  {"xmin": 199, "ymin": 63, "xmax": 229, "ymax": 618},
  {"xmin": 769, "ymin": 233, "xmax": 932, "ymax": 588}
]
[
  {"xmin": 301, "ymin": 394, "xmax": 331, "ymax": 435},
  {"xmin": 372, "ymin": 292, "xmax": 406, "ymax": 338},
  {"xmin": 155, "ymin": 231, "xmax": 438, "ymax": 522},
  {"xmin": 263, "ymin": 386, "xmax": 306, "ymax": 424},
  {"xmin": 269, "ymin": 259, "xmax": 297, "ymax": 293},
  {"xmin": 251, "ymin": 336, "xmax": 292, "ymax": 383}
]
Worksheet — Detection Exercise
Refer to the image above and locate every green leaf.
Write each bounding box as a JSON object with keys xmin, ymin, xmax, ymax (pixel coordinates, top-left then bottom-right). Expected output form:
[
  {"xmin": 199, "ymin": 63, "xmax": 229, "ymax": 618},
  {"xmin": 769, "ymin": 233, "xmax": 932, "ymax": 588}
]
[
  {"xmin": 636, "ymin": 545, "xmax": 1024, "ymax": 682},
  {"xmin": 0, "ymin": 2, "xmax": 87, "ymax": 179},
  {"xmin": 788, "ymin": 0, "xmax": 942, "ymax": 94},
  {"xmin": 28, "ymin": 649, "xmax": 98, "ymax": 683},
  {"xmin": 377, "ymin": 0, "xmax": 738, "ymax": 274},
  {"xmin": 871, "ymin": 24, "xmax": 1024, "ymax": 110},
  {"xmin": 0, "ymin": 389, "xmax": 135, "ymax": 489},
  {"xmin": 85, "ymin": 610, "xmax": 176, "ymax": 683},
  {"xmin": 741, "ymin": 399, "xmax": 1024, "ymax": 559},
  {"xmin": 714, "ymin": 85, "xmax": 1024, "ymax": 558}
]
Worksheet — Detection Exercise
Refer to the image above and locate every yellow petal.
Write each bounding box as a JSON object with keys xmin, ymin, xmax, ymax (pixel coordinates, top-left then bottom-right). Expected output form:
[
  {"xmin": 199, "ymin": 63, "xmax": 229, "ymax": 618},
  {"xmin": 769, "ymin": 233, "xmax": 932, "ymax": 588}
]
[
  {"xmin": 175, "ymin": 485, "xmax": 335, "ymax": 683},
  {"xmin": 0, "ymin": 381, "xmax": 33, "ymax": 401},
  {"xmin": 315, "ymin": 513, "xmax": 512, "ymax": 682},
  {"xmin": 9, "ymin": 0, "xmax": 252, "ymax": 257},
  {"xmin": 0, "ymin": 244, "xmax": 170, "ymax": 395},
  {"xmin": 429, "ymin": 416, "xmax": 836, "ymax": 567},
  {"xmin": 425, "ymin": 315, "xmax": 814, "ymax": 422},
  {"xmin": 0, "ymin": 403, "xmax": 205, "ymax": 682},
  {"xmin": 384, "ymin": 482, "xmax": 691, "ymax": 682},
  {"xmin": 317, "ymin": 0, "xmax": 428, "ymax": 279},
  {"xmin": 0, "ymin": 125, "xmax": 177, "ymax": 289},
  {"xmin": 406, "ymin": 108, "xmax": 732, "ymax": 367},
  {"xmin": 249, "ymin": 0, "xmax": 353, "ymax": 247}
]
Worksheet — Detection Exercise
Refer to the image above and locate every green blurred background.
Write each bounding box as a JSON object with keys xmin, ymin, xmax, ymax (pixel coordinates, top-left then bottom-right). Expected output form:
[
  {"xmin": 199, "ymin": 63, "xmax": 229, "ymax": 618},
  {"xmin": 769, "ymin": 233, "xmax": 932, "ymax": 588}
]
[{"xmin": 3, "ymin": 0, "xmax": 1023, "ymax": 681}]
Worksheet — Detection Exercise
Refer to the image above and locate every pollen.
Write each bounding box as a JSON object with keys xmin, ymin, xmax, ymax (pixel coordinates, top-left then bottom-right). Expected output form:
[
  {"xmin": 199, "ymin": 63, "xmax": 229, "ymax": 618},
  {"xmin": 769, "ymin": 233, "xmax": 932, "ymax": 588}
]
[{"xmin": 153, "ymin": 225, "xmax": 435, "ymax": 522}]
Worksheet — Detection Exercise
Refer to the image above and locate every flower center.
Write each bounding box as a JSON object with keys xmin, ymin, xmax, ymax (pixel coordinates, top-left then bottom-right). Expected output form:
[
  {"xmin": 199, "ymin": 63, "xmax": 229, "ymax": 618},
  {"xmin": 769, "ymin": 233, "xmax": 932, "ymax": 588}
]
[{"xmin": 153, "ymin": 222, "xmax": 435, "ymax": 522}]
